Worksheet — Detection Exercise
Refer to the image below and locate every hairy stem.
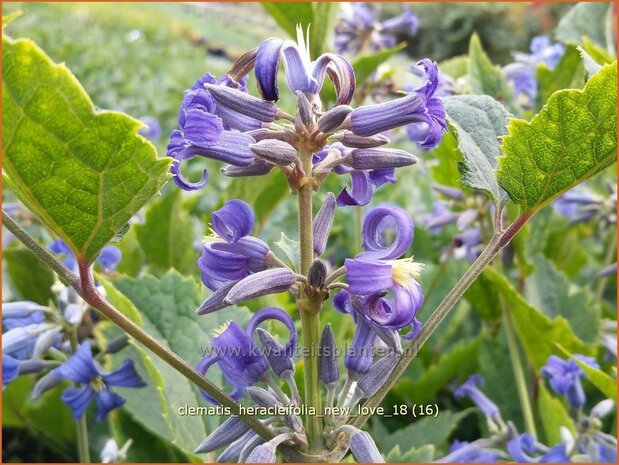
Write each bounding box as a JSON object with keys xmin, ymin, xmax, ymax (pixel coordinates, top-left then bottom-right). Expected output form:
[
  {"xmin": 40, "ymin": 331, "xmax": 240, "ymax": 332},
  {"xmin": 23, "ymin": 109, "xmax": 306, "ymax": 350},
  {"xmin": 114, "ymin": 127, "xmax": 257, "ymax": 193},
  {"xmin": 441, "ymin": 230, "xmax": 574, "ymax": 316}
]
[
  {"xmin": 297, "ymin": 147, "xmax": 325, "ymax": 453},
  {"xmin": 349, "ymin": 212, "xmax": 532, "ymax": 430},
  {"xmin": 2, "ymin": 212, "xmax": 274, "ymax": 441}
]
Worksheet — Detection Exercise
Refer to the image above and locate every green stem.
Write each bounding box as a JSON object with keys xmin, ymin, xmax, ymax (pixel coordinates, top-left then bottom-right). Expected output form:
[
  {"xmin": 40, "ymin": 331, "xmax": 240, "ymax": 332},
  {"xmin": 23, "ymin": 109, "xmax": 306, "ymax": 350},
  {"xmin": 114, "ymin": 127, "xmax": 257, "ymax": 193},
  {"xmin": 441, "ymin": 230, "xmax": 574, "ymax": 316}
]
[
  {"xmin": 593, "ymin": 225, "xmax": 617, "ymax": 306},
  {"xmin": 297, "ymin": 147, "xmax": 325, "ymax": 453},
  {"xmin": 2, "ymin": 211, "xmax": 274, "ymax": 442},
  {"xmin": 502, "ymin": 302, "xmax": 537, "ymax": 437},
  {"xmin": 68, "ymin": 328, "xmax": 90, "ymax": 463},
  {"xmin": 349, "ymin": 212, "xmax": 532, "ymax": 430}
]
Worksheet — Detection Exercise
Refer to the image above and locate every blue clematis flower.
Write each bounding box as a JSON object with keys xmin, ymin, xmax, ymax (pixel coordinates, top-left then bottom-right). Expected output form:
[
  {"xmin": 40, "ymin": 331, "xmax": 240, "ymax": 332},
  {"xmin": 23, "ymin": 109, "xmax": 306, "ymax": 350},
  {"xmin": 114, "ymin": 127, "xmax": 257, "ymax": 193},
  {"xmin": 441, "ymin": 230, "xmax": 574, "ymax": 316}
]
[
  {"xmin": 436, "ymin": 440, "xmax": 502, "ymax": 463},
  {"xmin": 507, "ymin": 433, "xmax": 569, "ymax": 463},
  {"xmin": 211, "ymin": 199, "xmax": 255, "ymax": 244},
  {"xmin": 52, "ymin": 341, "xmax": 146, "ymax": 421},
  {"xmin": 48, "ymin": 239, "xmax": 122, "ymax": 272},
  {"xmin": 197, "ymin": 307, "xmax": 296, "ymax": 403},
  {"xmin": 2, "ymin": 354, "xmax": 20, "ymax": 389},
  {"xmin": 349, "ymin": 59, "xmax": 447, "ymax": 148},
  {"xmin": 255, "ymin": 25, "xmax": 355, "ymax": 105},
  {"xmin": 454, "ymin": 374, "xmax": 500, "ymax": 419},
  {"xmin": 541, "ymin": 354, "xmax": 599, "ymax": 408},
  {"xmin": 344, "ymin": 206, "xmax": 424, "ymax": 333}
]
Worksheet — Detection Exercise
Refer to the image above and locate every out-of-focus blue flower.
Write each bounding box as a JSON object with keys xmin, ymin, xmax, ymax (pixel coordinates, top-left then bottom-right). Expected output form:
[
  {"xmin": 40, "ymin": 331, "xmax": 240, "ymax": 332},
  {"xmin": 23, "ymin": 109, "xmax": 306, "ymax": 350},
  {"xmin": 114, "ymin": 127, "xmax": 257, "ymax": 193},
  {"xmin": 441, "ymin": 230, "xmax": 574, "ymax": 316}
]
[
  {"xmin": 334, "ymin": 3, "xmax": 419, "ymax": 55},
  {"xmin": 255, "ymin": 25, "xmax": 355, "ymax": 104},
  {"xmin": 48, "ymin": 240, "xmax": 122, "ymax": 272},
  {"xmin": 197, "ymin": 307, "xmax": 295, "ymax": 403},
  {"xmin": 541, "ymin": 354, "xmax": 599, "ymax": 408},
  {"xmin": 2, "ymin": 354, "xmax": 20, "ymax": 389},
  {"xmin": 423, "ymin": 200, "xmax": 458, "ymax": 234},
  {"xmin": 507, "ymin": 433, "xmax": 569, "ymax": 463},
  {"xmin": 455, "ymin": 374, "xmax": 500, "ymax": 419},
  {"xmin": 503, "ymin": 35, "xmax": 565, "ymax": 105},
  {"xmin": 436, "ymin": 440, "xmax": 502, "ymax": 463},
  {"xmin": 453, "ymin": 228, "xmax": 484, "ymax": 262},
  {"xmin": 52, "ymin": 341, "xmax": 146, "ymax": 421},
  {"xmin": 138, "ymin": 116, "xmax": 162, "ymax": 141},
  {"xmin": 350, "ymin": 59, "xmax": 447, "ymax": 148}
]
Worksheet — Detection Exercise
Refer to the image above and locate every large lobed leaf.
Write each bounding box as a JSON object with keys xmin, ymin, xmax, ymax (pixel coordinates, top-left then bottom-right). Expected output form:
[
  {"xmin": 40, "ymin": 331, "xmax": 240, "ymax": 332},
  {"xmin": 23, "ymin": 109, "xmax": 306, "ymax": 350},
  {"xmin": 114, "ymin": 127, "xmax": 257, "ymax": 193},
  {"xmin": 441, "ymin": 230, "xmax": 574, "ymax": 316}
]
[
  {"xmin": 2, "ymin": 35, "xmax": 170, "ymax": 262},
  {"xmin": 444, "ymin": 95, "xmax": 510, "ymax": 204},
  {"xmin": 498, "ymin": 61, "xmax": 617, "ymax": 214}
]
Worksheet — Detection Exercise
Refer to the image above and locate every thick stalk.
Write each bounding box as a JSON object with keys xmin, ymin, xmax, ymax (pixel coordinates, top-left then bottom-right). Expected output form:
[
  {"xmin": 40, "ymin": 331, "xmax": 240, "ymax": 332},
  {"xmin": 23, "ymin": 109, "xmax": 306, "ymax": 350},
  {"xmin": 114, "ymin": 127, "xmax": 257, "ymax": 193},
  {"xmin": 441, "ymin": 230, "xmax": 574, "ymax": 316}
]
[
  {"xmin": 69, "ymin": 328, "xmax": 90, "ymax": 463},
  {"xmin": 2, "ymin": 212, "xmax": 274, "ymax": 441},
  {"xmin": 297, "ymin": 147, "xmax": 325, "ymax": 453},
  {"xmin": 349, "ymin": 213, "xmax": 532, "ymax": 430},
  {"xmin": 501, "ymin": 302, "xmax": 537, "ymax": 437}
]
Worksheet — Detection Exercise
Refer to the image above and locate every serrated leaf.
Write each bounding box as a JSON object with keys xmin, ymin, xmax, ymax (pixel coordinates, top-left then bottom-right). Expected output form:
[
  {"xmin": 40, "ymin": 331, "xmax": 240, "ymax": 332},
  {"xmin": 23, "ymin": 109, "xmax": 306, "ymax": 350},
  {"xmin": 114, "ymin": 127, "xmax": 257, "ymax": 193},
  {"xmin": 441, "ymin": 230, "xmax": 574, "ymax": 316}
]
[
  {"xmin": 467, "ymin": 33, "xmax": 518, "ymax": 115},
  {"xmin": 2, "ymin": 35, "xmax": 170, "ymax": 263},
  {"xmin": 135, "ymin": 189, "xmax": 195, "ymax": 275},
  {"xmin": 484, "ymin": 267, "xmax": 593, "ymax": 369},
  {"xmin": 273, "ymin": 232, "xmax": 300, "ymax": 272},
  {"xmin": 4, "ymin": 247, "xmax": 56, "ymax": 305},
  {"xmin": 557, "ymin": 345, "xmax": 617, "ymax": 401},
  {"xmin": 556, "ymin": 2, "xmax": 613, "ymax": 50},
  {"xmin": 537, "ymin": 383, "xmax": 576, "ymax": 445},
  {"xmin": 498, "ymin": 61, "xmax": 617, "ymax": 214},
  {"xmin": 536, "ymin": 45, "xmax": 585, "ymax": 111},
  {"xmin": 444, "ymin": 95, "xmax": 510, "ymax": 204}
]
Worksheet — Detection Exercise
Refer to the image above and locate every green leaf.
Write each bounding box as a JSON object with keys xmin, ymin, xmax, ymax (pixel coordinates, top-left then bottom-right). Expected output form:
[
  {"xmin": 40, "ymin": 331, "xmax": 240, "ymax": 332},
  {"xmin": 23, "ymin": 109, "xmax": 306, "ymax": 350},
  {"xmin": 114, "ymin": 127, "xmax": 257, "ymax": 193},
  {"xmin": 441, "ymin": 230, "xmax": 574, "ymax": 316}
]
[
  {"xmin": 385, "ymin": 444, "xmax": 435, "ymax": 463},
  {"xmin": 498, "ymin": 61, "xmax": 617, "ymax": 214},
  {"xmin": 536, "ymin": 45, "xmax": 585, "ymax": 111},
  {"xmin": 537, "ymin": 383, "xmax": 576, "ymax": 445},
  {"xmin": 375, "ymin": 409, "xmax": 473, "ymax": 452},
  {"xmin": 525, "ymin": 256, "xmax": 599, "ymax": 343},
  {"xmin": 310, "ymin": 3, "xmax": 337, "ymax": 57},
  {"xmin": 2, "ymin": 35, "xmax": 170, "ymax": 262},
  {"xmin": 464, "ymin": 271, "xmax": 502, "ymax": 321},
  {"xmin": 582, "ymin": 37, "xmax": 615, "ymax": 67},
  {"xmin": 135, "ymin": 190, "xmax": 195, "ymax": 275},
  {"xmin": 467, "ymin": 33, "xmax": 518, "ymax": 114},
  {"xmin": 4, "ymin": 247, "xmax": 56, "ymax": 305},
  {"xmin": 262, "ymin": 3, "xmax": 313, "ymax": 43},
  {"xmin": 428, "ymin": 131, "xmax": 463, "ymax": 188},
  {"xmin": 114, "ymin": 224, "xmax": 144, "ymax": 276},
  {"xmin": 557, "ymin": 345, "xmax": 617, "ymax": 401},
  {"xmin": 439, "ymin": 55, "xmax": 469, "ymax": 80},
  {"xmin": 352, "ymin": 43, "xmax": 407, "ymax": 85},
  {"xmin": 273, "ymin": 232, "xmax": 301, "ymax": 272},
  {"xmin": 2, "ymin": 10, "xmax": 22, "ymax": 28},
  {"xmin": 484, "ymin": 267, "xmax": 593, "ymax": 369},
  {"xmin": 444, "ymin": 95, "xmax": 510, "ymax": 204},
  {"xmin": 556, "ymin": 3, "xmax": 613, "ymax": 50},
  {"xmin": 95, "ymin": 272, "xmax": 143, "ymax": 325}
]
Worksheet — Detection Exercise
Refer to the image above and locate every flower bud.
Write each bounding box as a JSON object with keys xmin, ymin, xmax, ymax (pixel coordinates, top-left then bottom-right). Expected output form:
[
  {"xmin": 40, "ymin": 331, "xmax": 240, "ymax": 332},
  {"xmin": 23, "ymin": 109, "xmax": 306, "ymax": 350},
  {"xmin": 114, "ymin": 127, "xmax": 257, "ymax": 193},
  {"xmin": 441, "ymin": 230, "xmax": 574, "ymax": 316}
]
[
  {"xmin": 356, "ymin": 354, "xmax": 399, "ymax": 398},
  {"xmin": 239, "ymin": 433, "xmax": 266, "ymax": 463},
  {"xmin": 250, "ymin": 140, "xmax": 298, "ymax": 166},
  {"xmin": 245, "ymin": 128, "xmax": 291, "ymax": 142},
  {"xmin": 32, "ymin": 326, "xmax": 62, "ymax": 359},
  {"xmin": 194, "ymin": 417, "xmax": 250, "ymax": 454},
  {"xmin": 205, "ymin": 83, "xmax": 278, "ymax": 123},
  {"xmin": 433, "ymin": 184, "xmax": 465, "ymax": 200},
  {"xmin": 307, "ymin": 259, "xmax": 327, "ymax": 289},
  {"xmin": 591, "ymin": 399, "xmax": 615, "ymax": 418},
  {"xmin": 218, "ymin": 430, "xmax": 256, "ymax": 463},
  {"xmin": 350, "ymin": 148, "xmax": 418, "ymax": 170},
  {"xmin": 318, "ymin": 105, "xmax": 353, "ymax": 133},
  {"xmin": 256, "ymin": 328, "xmax": 294, "ymax": 377},
  {"xmin": 246, "ymin": 386, "xmax": 280, "ymax": 408},
  {"xmin": 244, "ymin": 443, "xmax": 276, "ymax": 463},
  {"xmin": 221, "ymin": 160, "xmax": 274, "ymax": 177},
  {"xmin": 225, "ymin": 268, "xmax": 296, "ymax": 305},
  {"xmin": 349, "ymin": 430, "xmax": 385, "ymax": 463},
  {"xmin": 319, "ymin": 324, "xmax": 339, "ymax": 385},
  {"xmin": 196, "ymin": 280, "xmax": 238, "ymax": 315},
  {"xmin": 32, "ymin": 370, "xmax": 63, "ymax": 399},
  {"xmin": 335, "ymin": 131, "xmax": 390, "ymax": 148},
  {"xmin": 2, "ymin": 301, "xmax": 46, "ymax": 319},
  {"xmin": 18, "ymin": 359, "xmax": 58, "ymax": 375},
  {"xmin": 296, "ymin": 91, "xmax": 314, "ymax": 126},
  {"xmin": 313, "ymin": 192, "xmax": 336, "ymax": 256}
]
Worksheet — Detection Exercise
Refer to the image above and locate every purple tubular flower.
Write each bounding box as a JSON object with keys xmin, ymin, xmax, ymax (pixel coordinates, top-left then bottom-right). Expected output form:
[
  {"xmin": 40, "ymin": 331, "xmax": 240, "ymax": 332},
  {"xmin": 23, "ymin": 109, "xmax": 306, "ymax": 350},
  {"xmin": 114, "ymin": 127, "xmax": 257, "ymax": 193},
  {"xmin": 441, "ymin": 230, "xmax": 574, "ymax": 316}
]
[
  {"xmin": 424, "ymin": 201, "xmax": 458, "ymax": 234},
  {"xmin": 52, "ymin": 341, "xmax": 146, "ymax": 421},
  {"xmin": 454, "ymin": 374, "xmax": 500, "ymax": 419},
  {"xmin": 194, "ymin": 417, "xmax": 250, "ymax": 454},
  {"xmin": 256, "ymin": 329, "xmax": 294, "ymax": 377},
  {"xmin": 211, "ymin": 199, "xmax": 255, "ymax": 244},
  {"xmin": 197, "ymin": 322, "xmax": 268, "ymax": 403},
  {"xmin": 349, "ymin": 430, "xmax": 385, "ymax": 463},
  {"xmin": 204, "ymin": 84, "xmax": 278, "ymax": 123},
  {"xmin": 2, "ymin": 301, "xmax": 46, "ymax": 319},
  {"xmin": 246, "ymin": 307, "xmax": 297, "ymax": 357},
  {"xmin": 180, "ymin": 131, "xmax": 256, "ymax": 166},
  {"xmin": 541, "ymin": 354, "xmax": 599, "ymax": 408},
  {"xmin": 313, "ymin": 193, "xmax": 336, "ymax": 256},
  {"xmin": 350, "ymin": 148, "xmax": 418, "ymax": 170},
  {"xmin": 98, "ymin": 246, "xmax": 122, "ymax": 271},
  {"xmin": 368, "ymin": 168, "xmax": 396, "ymax": 187},
  {"xmin": 336, "ymin": 170, "xmax": 373, "ymax": 207},
  {"xmin": 2, "ymin": 354, "xmax": 20, "ymax": 389},
  {"xmin": 436, "ymin": 440, "xmax": 501, "ymax": 463},
  {"xmin": 454, "ymin": 228, "xmax": 483, "ymax": 262},
  {"xmin": 224, "ymin": 268, "xmax": 296, "ymax": 305},
  {"xmin": 433, "ymin": 184, "xmax": 465, "ymax": 201},
  {"xmin": 138, "ymin": 116, "xmax": 162, "ymax": 141},
  {"xmin": 345, "ymin": 258, "xmax": 393, "ymax": 295},
  {"xmin": 49, "ymin": 239, "xmax": 122, "ymax": 271},
  {"xmin": 345, "ymin": 317, "xmax": 377, "ymax": 376},
  {"xmin": 507, "ymin": 433, "xmax": 569, "ymax": 463},
  {"xmin": 358, "ymin": 206, "xmax": 414, "ymax": 260},
  {"xmin": 255, "ymin": 37, "xmax": 285, "ymax": 101},
  {"xmin": 381, "ymin": 5, "xmax": 419, "ymax": 35},
  {"xmin": 350, "ymin": 60, "xmax": 446, "ymax": 148}
]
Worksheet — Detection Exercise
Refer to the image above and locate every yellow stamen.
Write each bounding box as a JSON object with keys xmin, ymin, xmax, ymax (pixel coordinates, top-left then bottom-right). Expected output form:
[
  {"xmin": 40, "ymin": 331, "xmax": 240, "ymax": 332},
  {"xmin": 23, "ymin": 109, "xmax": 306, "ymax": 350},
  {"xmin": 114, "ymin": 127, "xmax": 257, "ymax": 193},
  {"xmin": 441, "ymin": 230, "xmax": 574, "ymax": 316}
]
[
  {"xmin": 90, "ymin": 377, "xmax": 105, "ymax": 392},
  {"xmin": 212, "ymin": 321, "xmax": 232, "ymax": 337},
  {"xmin": 391, "ymin": 257, "xmax": 425, "ymax": 286}
]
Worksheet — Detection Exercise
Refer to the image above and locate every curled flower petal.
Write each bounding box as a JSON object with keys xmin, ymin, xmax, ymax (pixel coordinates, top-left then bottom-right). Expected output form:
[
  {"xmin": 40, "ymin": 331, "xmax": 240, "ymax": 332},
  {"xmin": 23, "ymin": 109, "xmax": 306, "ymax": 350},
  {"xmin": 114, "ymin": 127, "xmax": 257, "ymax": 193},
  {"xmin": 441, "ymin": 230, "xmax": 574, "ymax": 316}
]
[
  {"xmin": 246, "ymin": 307, "xmax": 297, "ymax": 356},
  {"xmin": 337, "ymin": 170, "xmax": 373, "ymax": 206},
  {"xmin": 358, "ymin": 205, "xmax": 414, "ymax": 260},
  {"xmin": 212, "ymin": 200, "xmax": 255, "ymax": 244},
  {"xmin": 345, "ymin": 258, "xmax": 393, "ymax": 295},
  {"xmin": 255, "ymin": 37, "xmax": 284, "ymax": 101},
  {"xmin": 170, "ymin": 158, "xmax": 208, "ymax": 191}
]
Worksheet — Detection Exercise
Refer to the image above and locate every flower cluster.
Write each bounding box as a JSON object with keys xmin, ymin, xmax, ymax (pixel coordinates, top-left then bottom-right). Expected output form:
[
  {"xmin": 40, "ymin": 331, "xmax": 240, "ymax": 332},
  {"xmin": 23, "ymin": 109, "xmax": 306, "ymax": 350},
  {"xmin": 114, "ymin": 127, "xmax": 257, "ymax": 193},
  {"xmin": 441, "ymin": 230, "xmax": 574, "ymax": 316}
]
[{"xmin": 334, "ymin": 3, "xmax": 419, "ymax": 55}]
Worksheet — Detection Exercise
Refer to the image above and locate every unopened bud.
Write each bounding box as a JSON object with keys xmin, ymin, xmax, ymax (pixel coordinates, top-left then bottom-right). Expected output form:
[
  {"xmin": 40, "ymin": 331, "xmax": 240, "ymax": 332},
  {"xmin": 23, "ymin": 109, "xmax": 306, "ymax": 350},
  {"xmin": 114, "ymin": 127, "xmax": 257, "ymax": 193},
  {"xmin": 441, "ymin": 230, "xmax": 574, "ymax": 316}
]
[
  {"xmin": 350, "ymin": 148, "xmax": 418, "ymax": 170},
  {"xmin": 205, "ymin": 84, "xmax": 278, "ymax": 123},
  {"xmin": 336, "ymin": 131, "xmax": 390, "ymax": 148},
  {"xmin": 194, "ymin": 417, "xmax": 250, "ymax": 454},
  {"xmin": 225, "ymin": 269, "xmax": 296, "ymax": 305},
  {"xmin": 217, "ymin": 430, "xmax": 256, "ymax": 463},
  {"xmin": 318, "ymin": 105, "xmax": 353, "ymax": 133},
  {"xmin": 238, "ymin": 433, "xmax": 266, "ymax": 463},
  {"xmin": 591, "ymin": 399, "xmax": 615, "ymax": 418},
  {"xmin": 32, "ymin": 371, "xmax": 63, "ymax": 399},
  {"xmin": 246, "ymin": 386, "xmax": 280, "ymax": 408},
  {"xmin": 18, "ymin": 359, "xmax": 57, "ymax": 375},
  {"xmin": 244, "ymin": 443, "xmax": 276, "ymax": 463},
  {"xmin": 196, "ymin": 280, "xmax": 238, "ymax": 315},
  {"xmin": 250, "ymin": 140, "xmax": 298, "ymax": 166},
  {"xmin": 256, "ymin": 328, "xmax": 294, "ymax": 377},
  {"xmin": 245, "ymin": 129, "xmax": 290, "ymax": 142},
  {"xmin": 319, "ymin": 324, "xmax": 339, "ymax": 385},
  {"xmin": 296, "ymin": 91, "xmax": 314, "ymax": 126},
  {"xmin": 221, "ymin": 160, "xmax": 274, "ymax": 177},
  {"xmin": 32, "ymin": 326, "xmax": 62, "ymax": 359},
  {"xmin": 312, "ymin": 193, "xmax": 336, "ymax": 256},
  {"xmin": 433, "ymin": 184, "xmax": 465, "ymax": 200},
  {"xmin": 349, "ymin": 430, "xmax": 385, "ymax": 463},
  {"xmin": 307, "ymin": 259, "xmax": 327, "ymax": 289},
  {"xmin": 2, "ymin": 301, "xmax": 47, "ymax": 319},
  {"xmin": 356, "ymin": 355, "xmax": 399, "ymax": 398}
]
